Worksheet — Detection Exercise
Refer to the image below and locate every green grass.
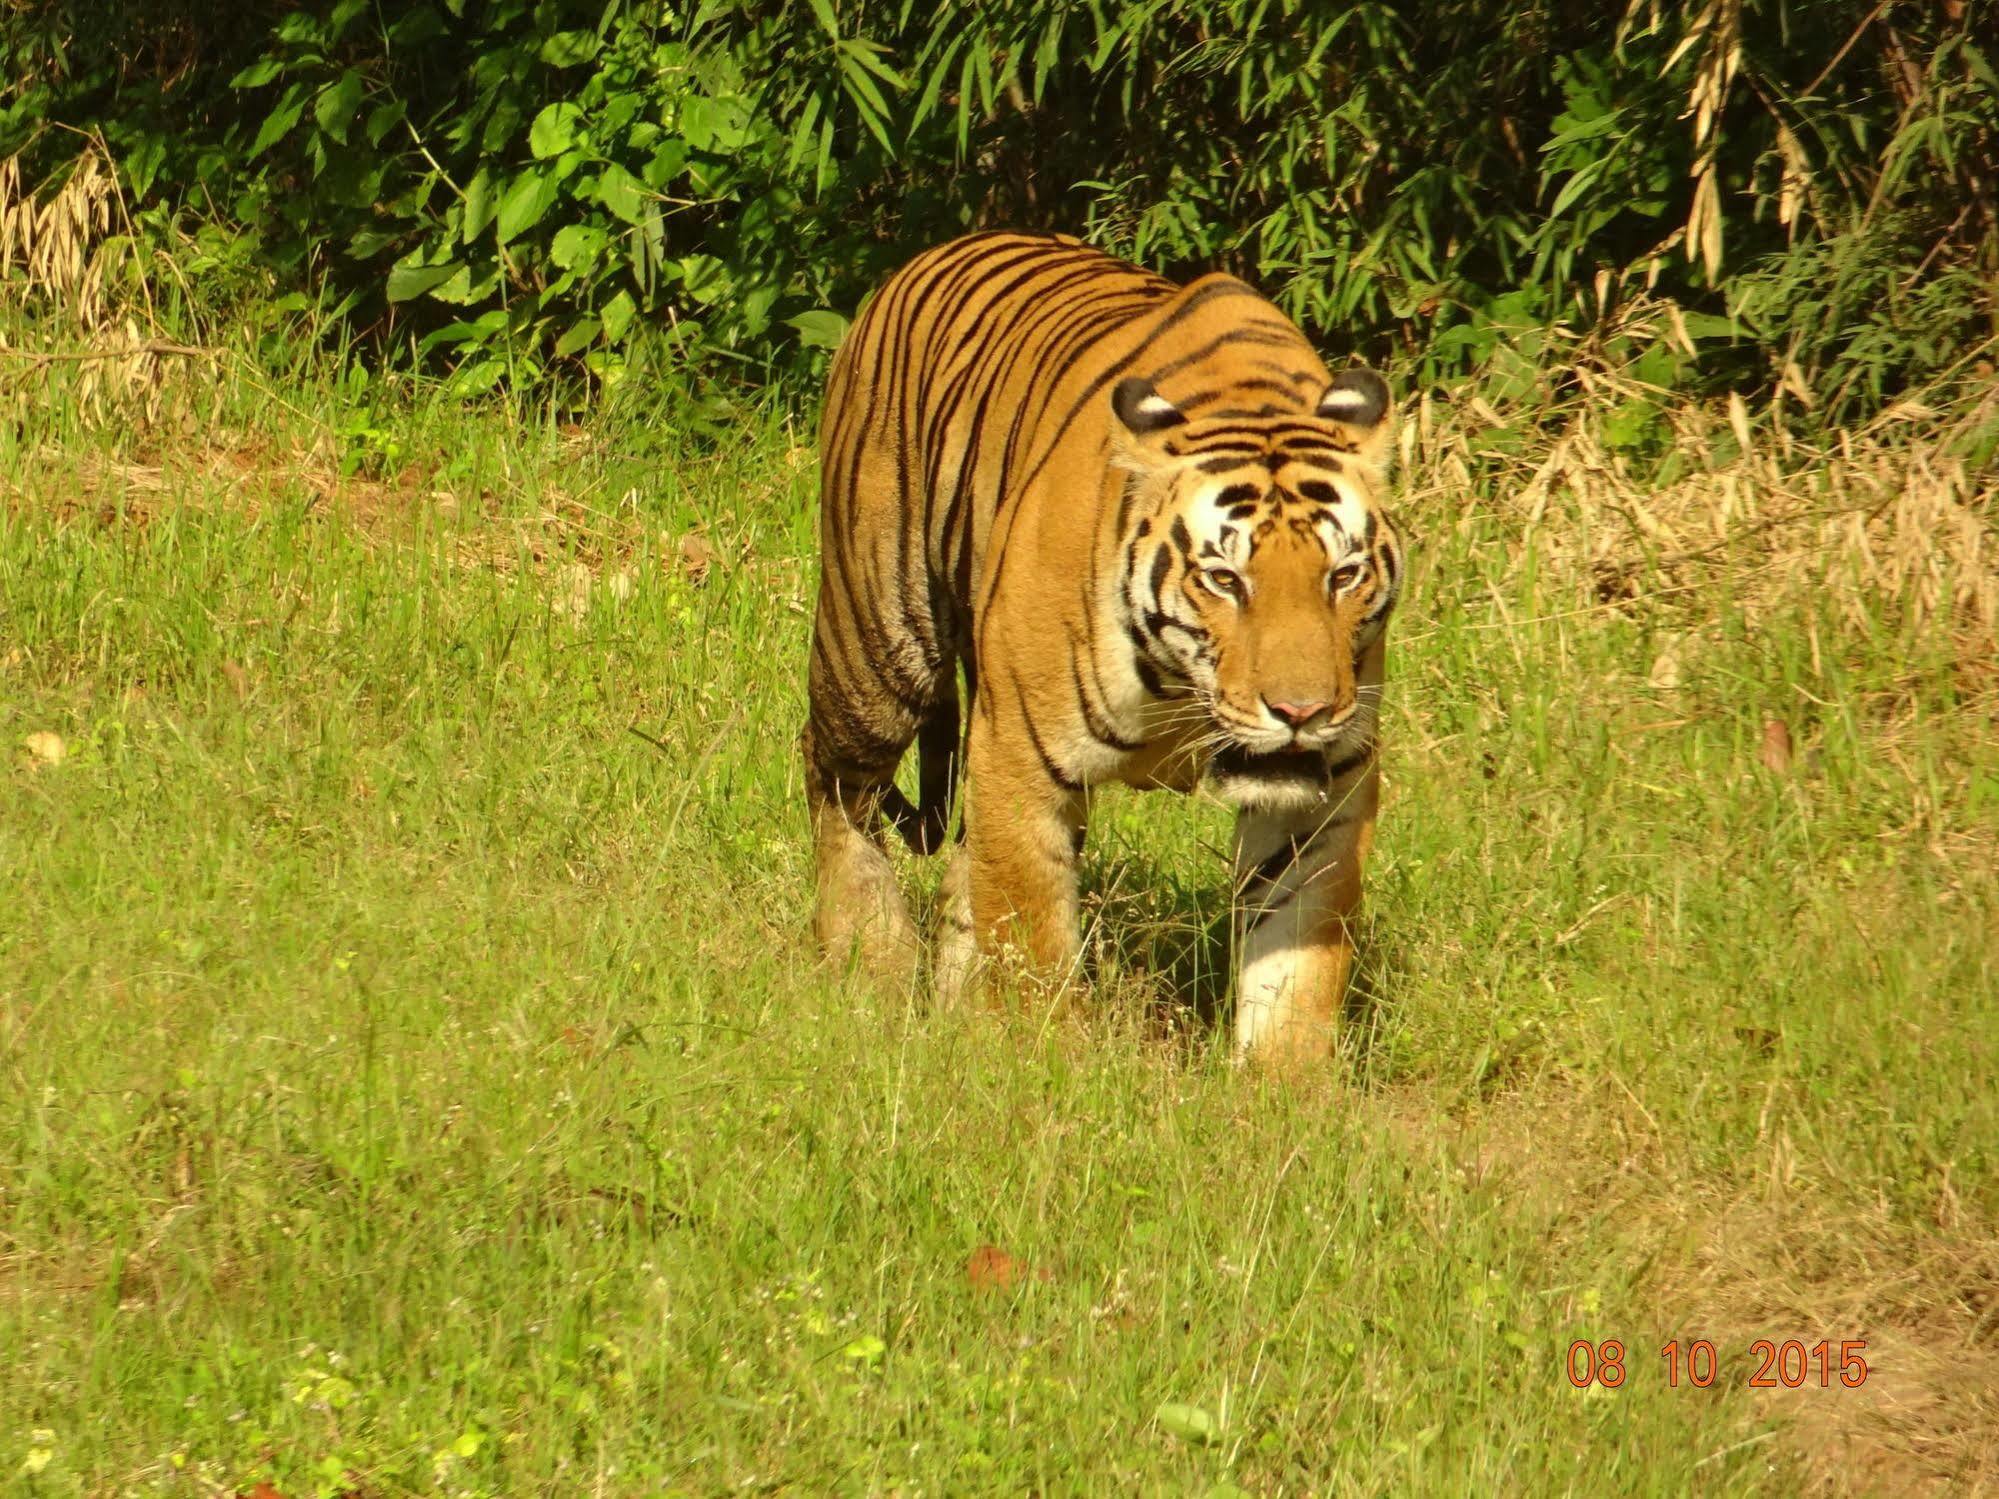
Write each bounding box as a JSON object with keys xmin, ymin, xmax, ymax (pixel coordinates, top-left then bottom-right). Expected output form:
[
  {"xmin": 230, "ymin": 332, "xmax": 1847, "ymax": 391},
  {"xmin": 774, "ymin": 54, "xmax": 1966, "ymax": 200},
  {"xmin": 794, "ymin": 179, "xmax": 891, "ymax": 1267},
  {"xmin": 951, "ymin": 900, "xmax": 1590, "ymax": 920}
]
[{"xmin": 2, "ymin": 357, "xmax": 1994, "ymax": 1496}]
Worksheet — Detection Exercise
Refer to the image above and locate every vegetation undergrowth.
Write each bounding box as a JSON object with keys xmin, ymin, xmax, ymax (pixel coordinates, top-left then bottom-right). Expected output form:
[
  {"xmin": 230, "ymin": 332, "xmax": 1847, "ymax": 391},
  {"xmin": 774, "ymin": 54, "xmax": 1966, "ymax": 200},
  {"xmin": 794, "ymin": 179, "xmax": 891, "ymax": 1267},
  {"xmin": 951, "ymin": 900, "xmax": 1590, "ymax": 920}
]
[
  {"xmin": 5, "ymin": 0, "xmax": 1995, "ymax": 415},
  {"xmin": 3, "ymin": 246, "xmax": 1994, "ymax": 1494}
]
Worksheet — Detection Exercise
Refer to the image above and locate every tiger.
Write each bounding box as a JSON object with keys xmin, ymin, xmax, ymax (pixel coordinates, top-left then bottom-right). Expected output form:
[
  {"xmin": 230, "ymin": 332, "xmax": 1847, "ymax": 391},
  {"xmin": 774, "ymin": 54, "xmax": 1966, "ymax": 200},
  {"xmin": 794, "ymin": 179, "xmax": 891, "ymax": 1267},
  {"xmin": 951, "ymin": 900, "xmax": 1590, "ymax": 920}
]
[{"xmin": 800, "ymin": 230, "xmax": 1402, "ymax": 1063}]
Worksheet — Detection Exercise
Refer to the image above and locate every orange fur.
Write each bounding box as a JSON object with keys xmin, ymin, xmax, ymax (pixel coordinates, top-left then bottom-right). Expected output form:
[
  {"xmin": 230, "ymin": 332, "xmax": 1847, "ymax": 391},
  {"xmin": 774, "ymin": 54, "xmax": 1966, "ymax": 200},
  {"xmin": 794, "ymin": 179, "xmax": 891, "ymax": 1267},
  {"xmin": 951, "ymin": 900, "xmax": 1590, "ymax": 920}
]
[{"xmin": 803, "ymin": 232, "xmax": 1402, "ymax": 1059}]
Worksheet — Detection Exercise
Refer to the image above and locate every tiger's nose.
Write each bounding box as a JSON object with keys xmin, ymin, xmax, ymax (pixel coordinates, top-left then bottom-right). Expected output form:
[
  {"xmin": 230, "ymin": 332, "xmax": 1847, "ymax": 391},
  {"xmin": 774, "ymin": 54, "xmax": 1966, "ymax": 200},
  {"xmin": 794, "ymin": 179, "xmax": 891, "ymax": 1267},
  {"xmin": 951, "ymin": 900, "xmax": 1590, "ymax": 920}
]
[{"xmin": 1265, "ymin": 698, "xmax": 1330, "ymax": 729}]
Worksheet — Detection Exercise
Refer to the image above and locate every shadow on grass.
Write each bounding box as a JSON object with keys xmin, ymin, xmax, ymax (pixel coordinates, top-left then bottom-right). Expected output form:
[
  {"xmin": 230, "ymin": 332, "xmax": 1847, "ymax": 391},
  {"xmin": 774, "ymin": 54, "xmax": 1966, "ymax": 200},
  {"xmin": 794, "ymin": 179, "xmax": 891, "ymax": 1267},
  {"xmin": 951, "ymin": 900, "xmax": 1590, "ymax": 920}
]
[{"xmin": 1081, "ymin": 851, "xmax": 1409, "ymax": 1072}]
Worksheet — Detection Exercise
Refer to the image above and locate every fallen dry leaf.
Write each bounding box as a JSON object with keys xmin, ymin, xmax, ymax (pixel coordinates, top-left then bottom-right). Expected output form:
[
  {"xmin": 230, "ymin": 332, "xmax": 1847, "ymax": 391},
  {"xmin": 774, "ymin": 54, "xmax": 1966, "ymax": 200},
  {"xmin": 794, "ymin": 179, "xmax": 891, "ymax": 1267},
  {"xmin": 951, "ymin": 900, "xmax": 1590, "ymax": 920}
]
[
  {"xmin": 966, "ymin": 1243, "xmax": 1051, "ymax": 1292},
  {"xmin": 1647, "ymin": 636, "xmax": 1685, "ymax": 691},
  {"xmin": 221, "ymin": 660, "xmax": 250, "ymax": 701},
  {"xmin": 1758, "ymin": 719, "xmax": 1794, "ymax": 773},
  {"xmin": 676, "ymin": 532, "xmax": 719, "ymax": 584},
  {"xmin": 23, "ymin": 730, "xmax": 66, "ymax": 766}
]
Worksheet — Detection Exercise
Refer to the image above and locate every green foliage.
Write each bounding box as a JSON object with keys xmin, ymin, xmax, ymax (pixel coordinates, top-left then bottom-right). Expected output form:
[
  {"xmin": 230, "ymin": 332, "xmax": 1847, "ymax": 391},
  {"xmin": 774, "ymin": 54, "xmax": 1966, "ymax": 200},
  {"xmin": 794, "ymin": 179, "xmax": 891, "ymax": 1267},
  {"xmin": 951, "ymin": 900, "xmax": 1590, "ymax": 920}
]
[{"xmin": 3, "ymin": 0, "xmax": 1993, "ymax": 417}]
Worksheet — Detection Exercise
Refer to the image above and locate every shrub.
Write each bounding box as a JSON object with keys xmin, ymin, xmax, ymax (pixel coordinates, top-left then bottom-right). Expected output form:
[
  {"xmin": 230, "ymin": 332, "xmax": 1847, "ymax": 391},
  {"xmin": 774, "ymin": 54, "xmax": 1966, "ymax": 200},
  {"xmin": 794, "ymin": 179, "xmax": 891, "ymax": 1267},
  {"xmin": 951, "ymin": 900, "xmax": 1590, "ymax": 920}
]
[{"xmin": 3, "ymin": 0, "xmax": 1993, "ymax": 418}]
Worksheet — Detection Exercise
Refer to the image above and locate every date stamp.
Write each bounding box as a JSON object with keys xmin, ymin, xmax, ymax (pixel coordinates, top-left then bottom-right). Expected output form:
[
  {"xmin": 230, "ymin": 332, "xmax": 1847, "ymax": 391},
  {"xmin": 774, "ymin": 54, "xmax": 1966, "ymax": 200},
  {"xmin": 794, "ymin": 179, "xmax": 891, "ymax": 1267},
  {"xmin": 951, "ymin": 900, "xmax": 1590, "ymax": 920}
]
[{"xmin": 1566, "ymin": 1338, "xmax": 1870, "ymax": 1389}]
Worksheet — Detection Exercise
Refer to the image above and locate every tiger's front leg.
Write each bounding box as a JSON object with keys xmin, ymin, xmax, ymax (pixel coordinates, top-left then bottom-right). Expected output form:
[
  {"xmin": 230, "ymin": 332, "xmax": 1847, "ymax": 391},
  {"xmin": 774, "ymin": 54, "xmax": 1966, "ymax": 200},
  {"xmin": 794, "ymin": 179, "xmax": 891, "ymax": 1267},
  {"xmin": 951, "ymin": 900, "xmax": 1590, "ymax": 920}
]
[
  {"xmin": 1231, "ymin": 768, "xmax": 1379, "ymax": 1064},
  {"xmin": 953, "ymin": 707, "xmax": 1088, "ymax": 1004}
]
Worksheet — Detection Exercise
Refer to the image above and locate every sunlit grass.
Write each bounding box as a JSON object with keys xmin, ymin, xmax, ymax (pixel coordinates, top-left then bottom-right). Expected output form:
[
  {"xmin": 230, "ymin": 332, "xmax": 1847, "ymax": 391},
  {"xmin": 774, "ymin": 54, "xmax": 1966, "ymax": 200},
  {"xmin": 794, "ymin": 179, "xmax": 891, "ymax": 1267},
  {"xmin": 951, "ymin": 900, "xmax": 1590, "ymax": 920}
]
[{"xmin": 2, "ymin": 355, "xmax": 1994, "ymax": 1494}]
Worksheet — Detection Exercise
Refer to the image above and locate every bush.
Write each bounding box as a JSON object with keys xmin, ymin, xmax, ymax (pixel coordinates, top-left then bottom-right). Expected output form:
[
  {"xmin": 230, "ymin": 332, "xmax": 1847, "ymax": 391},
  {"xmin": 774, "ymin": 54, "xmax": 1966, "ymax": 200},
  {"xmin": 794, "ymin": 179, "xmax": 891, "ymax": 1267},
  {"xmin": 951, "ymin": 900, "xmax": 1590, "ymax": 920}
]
[{"xmin": 3, "ymin": 0, "xmax": 1993, "ymax": 418}]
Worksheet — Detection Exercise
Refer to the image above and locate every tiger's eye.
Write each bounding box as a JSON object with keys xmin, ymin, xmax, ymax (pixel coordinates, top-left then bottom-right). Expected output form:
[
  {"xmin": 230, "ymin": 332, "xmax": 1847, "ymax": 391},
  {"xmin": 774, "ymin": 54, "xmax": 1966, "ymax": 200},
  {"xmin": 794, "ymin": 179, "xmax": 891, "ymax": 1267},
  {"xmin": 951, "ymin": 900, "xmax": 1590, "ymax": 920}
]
[
  {"xmin": 1329, "ymin": 563, "xmax": 1364, "ymax": 593},
  {"xmin": 1202, "ymin": 567, "xmax": 1246, "ymax": 601}
]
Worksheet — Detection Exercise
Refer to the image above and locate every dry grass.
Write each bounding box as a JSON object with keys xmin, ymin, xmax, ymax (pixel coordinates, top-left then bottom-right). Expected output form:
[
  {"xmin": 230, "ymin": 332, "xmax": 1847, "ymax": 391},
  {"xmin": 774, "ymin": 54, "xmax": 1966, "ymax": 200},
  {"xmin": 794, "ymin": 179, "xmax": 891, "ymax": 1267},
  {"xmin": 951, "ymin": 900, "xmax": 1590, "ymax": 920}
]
[
  {"xmin": 1390, "ymin": 1084, "xmax": 1999, "ymax": 1494},
  {"xmin": 1674, "ymin": 1196, "xmax": 1999, "ymax": 1495},
  {"xmin": 0, "ymin": 137, "xmax": 219, "ymax": 427},
  {"xmin": 0, "ymin": 142, "xmax": 125, "ymax": 320},
  {"xmin": 1398, "ymin": 341, "xmax": 1998, "ymax": 672}
]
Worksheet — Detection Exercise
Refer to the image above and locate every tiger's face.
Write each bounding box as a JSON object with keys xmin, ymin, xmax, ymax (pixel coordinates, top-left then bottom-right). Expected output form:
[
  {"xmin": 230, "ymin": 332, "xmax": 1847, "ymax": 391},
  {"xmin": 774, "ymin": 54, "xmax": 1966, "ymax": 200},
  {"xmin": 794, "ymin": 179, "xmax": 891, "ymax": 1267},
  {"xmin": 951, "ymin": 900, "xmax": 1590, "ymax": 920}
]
[{"xmin": 1112, "ymin": 369, "xmax": 1401, "ymax": 808}]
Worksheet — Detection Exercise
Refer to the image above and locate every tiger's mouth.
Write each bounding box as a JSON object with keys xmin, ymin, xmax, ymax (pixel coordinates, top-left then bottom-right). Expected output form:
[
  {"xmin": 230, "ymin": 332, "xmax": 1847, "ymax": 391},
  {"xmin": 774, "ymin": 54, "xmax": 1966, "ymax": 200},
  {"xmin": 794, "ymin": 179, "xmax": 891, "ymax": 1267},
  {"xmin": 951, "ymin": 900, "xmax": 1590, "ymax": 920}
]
[
  {"xmin": 1202, "ymin": 736, "xmax": 1377, "ymax": 812},
  {"xmin": 1203, "ymin": 743, "xmax": 1341, "ymax": 810},
  {"xmin": 1207, "ymin": 744, "xmax": 1327, "ymax": 782}
]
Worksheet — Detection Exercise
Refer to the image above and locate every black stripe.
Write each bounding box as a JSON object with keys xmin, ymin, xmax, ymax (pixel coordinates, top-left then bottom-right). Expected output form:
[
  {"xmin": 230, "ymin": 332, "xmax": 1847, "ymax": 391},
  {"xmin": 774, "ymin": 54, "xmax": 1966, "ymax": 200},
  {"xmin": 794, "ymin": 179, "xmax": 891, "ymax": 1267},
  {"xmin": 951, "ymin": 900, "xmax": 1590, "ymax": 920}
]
[
  {"xmin": 1068, "ymin": 641, "xmax": 1140, "ymax": 751},
  {"xmin": 924, "ymin": 252, "xmax": 1172, "ymax": 684},
  {"xmin": 911, "ymin": 243, "xmax": 1107, "ymax": 454},
  {"xmin": 1115, "ymin": 471, "xmax": 1141, "ymax": 532},
  {"xmin": 1324, "ymin": 745, "xmax": 1374, "ymax": 780},
  {"xmin": 1244, "ymin": 887, "xmax": 1301, "ymax": 930},
  {"xmin": 1072, "ymin": 566, "xmax": 1135, "ymax": 747},
  {"xmin": 1005, "ymin": 280, "xmax": 1269, "ymax": 503},
  {"xmin": 1015, "ymin": 676, "xmax": 1082, "ymax": 791},
  {"xmin": 1172, "ymin": 376, "xmax": 1305, "ymax": 416},
  {"xmin": 885, "ymin": 248, "xmax": 1077, "ymax": 655},
  {"xmin": 1196, "ymin": 454, "xmax": 1264, "ymax": 475},
  {"xmin": 971, "ymin": 285, "xmax": 1169, "ymax": 638},
  {"xmin": 1249, "ymin": 838, "xmax": 1302, "ymax": 889},
  {"xmin": 1147, "ymin": 324, "xmax": 1304, "ymax": 386},
  {"xmin": 1173, "ymin": 419, "xmax": 1354, "ymax": 448},
  {"xmin": 926, "ymin": 262, "xmax": 1146, "ymax": 576},
  {"xmin": 1248, "ymin": 358, "xmax": 1326, "ymax": 386}
]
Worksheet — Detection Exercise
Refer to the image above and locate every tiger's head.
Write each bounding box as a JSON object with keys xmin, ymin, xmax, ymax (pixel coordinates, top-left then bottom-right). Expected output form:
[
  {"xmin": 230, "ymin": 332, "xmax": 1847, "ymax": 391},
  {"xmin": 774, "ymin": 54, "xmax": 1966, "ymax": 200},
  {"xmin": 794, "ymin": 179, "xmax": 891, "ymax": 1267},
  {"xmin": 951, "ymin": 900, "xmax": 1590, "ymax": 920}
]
[{"xmin": 1111, "ymin": 367, "xmax": 1402, "ymax": 809}]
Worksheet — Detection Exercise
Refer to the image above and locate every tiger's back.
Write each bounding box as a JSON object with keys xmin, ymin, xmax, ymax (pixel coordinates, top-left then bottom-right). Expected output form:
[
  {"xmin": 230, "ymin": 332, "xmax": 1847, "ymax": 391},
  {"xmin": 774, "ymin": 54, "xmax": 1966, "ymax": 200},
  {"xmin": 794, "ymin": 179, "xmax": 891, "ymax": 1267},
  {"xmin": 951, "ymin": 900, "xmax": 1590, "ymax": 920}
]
[{"xmin": 808, "ymin": 233, "xmax": 1176, "ymax": 813}]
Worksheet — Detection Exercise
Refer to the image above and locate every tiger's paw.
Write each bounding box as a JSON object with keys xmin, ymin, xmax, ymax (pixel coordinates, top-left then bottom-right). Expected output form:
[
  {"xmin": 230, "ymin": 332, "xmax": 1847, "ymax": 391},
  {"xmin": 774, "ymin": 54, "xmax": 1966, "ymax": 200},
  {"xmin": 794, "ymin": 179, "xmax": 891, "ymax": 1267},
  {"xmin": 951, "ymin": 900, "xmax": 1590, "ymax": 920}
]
[
  {"xmin": 1233, "ymin": 946, "xmax": 1349, "ymax": 1069},
  {"xmin": 931, "ymin": 849, "xmax": 981, "ymax": 1007},
  {"xmin": 814, "ymin": 854, "xmax": 921, "ymax": 994},
  {"xmin": 1238, "ymin": 1016, "xmax": 1344, "ymax": 1073}
]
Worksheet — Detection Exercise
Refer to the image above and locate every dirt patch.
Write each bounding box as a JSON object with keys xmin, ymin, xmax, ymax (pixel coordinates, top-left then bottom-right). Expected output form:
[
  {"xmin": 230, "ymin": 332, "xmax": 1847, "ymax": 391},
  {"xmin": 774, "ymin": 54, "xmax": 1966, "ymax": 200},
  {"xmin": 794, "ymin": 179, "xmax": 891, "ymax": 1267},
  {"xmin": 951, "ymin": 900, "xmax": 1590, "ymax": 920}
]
[
  {"xmin": 1662, "ymin": 1187, "xmax": 1999, "ymax": 1495},
  {"xmin": 0, "ymin": 440, "xmax": 440, "ymax": 529},
  {"xmin": 1381, "ymin": 1082, "xmax": 1999, "ymax": 1495}
]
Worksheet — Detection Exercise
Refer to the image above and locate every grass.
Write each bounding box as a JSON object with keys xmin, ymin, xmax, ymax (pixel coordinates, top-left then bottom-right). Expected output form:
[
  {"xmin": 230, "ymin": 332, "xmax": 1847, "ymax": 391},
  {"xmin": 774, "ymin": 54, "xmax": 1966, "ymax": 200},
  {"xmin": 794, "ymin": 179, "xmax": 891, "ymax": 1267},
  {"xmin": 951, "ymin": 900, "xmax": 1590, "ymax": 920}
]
[{"xmin": 2, "ymin": 338, "xmax": 1996, "ymax": 1497}]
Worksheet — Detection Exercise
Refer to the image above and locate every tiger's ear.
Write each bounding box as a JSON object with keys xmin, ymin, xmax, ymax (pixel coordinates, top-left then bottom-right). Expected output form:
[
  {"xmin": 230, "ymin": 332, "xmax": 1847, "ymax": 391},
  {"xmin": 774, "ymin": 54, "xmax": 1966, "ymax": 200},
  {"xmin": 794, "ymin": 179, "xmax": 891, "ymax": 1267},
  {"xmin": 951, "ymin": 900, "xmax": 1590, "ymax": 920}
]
[
  {"xmin": 1316, "ymin": 367, "xmax": 1394, "ymax": 473},
  {"xmin": 1112, "ymin": 377, "xmax": 1186, "ymax": 436},
  {"xmin": 1110, "ymin": 377, "xmax": 1186, "ymax": 471}
]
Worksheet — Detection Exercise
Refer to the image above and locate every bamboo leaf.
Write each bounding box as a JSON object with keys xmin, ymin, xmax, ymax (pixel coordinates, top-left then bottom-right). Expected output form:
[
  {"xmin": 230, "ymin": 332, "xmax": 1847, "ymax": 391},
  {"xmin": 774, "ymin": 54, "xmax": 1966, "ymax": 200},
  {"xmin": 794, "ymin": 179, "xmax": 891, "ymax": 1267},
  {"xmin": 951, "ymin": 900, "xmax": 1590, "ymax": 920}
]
[
  {"xmin": 837, "ymin": 46, "xmax": 895, "ymax": 122},
  {"xmin": 909, "ymin": 37, "xmax": 960, "ymax": 132}
]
